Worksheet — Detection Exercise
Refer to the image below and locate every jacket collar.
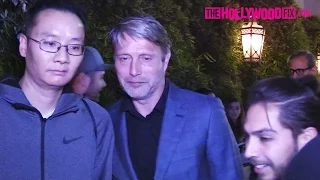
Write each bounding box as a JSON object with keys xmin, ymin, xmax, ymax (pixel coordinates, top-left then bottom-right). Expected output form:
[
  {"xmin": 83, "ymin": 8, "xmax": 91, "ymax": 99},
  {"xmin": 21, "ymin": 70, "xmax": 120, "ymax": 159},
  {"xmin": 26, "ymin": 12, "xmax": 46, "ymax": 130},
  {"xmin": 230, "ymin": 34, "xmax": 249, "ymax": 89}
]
[
  {"xmin": 112, "ymin": 81, "xmax": 189, "ymax": 179},
  {"xmin": 0, "ymin": 78, "xmax": 82, "ymax": 113}
]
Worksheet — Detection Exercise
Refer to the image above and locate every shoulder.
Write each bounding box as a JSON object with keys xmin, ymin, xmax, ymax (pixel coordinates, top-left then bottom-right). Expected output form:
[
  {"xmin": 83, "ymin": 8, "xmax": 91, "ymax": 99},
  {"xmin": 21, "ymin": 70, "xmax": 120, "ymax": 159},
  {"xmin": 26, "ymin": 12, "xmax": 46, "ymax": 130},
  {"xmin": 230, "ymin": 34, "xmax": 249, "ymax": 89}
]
[
  {"xmin": 292, "ymin": 136, "xmax": 320, "ymax": 162},
  {"xmin": 82, "ymin": 98, "xmax": 112, "ymax": 125},
  {"xmin": 106, "ymin": 99, "xmax": 122, "ymax": 113},
  {"xmin": 82, "ymin": 98, "xmax": 110, "ymax": 116},
  {"xmin": 105, "ymin": 99, "xmax": 124, "ymax": 125},
  {"xmin": 170, "ymin": 83, "xmax": 224, "ymax": 110},
  {"xmin": 285, "ymin": 136, "xmax": 320, "ymax": 179}
]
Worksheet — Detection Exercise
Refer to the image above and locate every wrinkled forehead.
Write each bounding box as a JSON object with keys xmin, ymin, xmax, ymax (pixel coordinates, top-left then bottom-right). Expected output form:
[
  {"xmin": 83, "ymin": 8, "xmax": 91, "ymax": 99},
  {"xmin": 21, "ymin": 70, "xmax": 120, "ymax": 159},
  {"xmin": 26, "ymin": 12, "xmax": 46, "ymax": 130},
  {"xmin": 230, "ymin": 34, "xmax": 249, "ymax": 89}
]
[
  {"xmin": 114, "ymin": 32, "xmax": 156, "ymax": 48},
  {"xmin": 113, "ymin": 32, "xmax": 170, "ymax": 57},
  {"xmin": 113, "ymin": 32, "xmax": 165, "ymax": 57}
]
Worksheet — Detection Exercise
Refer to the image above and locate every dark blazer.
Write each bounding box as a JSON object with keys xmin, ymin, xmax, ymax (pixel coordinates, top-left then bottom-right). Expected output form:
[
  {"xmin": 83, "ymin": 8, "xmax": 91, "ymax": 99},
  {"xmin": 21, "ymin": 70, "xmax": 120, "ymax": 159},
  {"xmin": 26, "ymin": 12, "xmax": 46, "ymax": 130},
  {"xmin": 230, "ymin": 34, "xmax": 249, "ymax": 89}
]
[
  {"xmin": 108, "ymin": 82, "xmax": 244, "ymax": 180},
  {"xmin": 284, "ymin": 135, "xmax": 320, "ymax": 180}
]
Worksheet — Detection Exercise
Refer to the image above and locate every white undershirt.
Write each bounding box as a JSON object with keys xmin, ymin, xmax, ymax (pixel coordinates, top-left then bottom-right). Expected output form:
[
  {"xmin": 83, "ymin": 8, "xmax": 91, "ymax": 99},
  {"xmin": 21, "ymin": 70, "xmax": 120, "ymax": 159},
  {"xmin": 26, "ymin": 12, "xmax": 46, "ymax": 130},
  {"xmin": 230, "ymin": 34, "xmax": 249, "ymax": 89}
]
[{"xmin": 42, "ymin": 109, "xmax": 55, "ymax": 119}]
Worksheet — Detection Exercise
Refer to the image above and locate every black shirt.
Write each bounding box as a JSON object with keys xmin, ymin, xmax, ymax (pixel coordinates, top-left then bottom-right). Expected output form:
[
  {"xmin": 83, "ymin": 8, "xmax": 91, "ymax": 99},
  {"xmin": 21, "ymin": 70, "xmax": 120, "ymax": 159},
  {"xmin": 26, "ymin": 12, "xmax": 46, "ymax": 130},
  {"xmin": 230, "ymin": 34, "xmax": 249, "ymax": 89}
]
[{"xmin": 120, "ymin": 81, "xmax": 169, "ymax": 180}]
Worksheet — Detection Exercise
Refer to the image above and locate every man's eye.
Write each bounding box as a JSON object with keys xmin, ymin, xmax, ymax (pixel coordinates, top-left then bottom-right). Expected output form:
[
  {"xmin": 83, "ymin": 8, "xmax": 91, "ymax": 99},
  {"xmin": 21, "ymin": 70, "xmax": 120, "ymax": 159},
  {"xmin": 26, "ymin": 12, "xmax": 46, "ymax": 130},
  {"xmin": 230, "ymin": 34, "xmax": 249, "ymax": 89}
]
[
  {"xmin": 260, "ymin": 137, "xmax": 272, "ymax": 142},
  {"xmin": 42, "ymin": 41, "xmax": 57, "ymax": 47},
  {"xmin": 296, "ymin": 70, "xmax": 304, "ymax": 74},
  {"xmin": 69, "ymin": 45, "xmax": 81, "ymax": 51},
  {"xmin": 119, "ymin": 57, "xmax": 129, "ymax": 61},
  {"xmin": 144, "ymin": 57, "xmax": 151, "ymax": 61}
]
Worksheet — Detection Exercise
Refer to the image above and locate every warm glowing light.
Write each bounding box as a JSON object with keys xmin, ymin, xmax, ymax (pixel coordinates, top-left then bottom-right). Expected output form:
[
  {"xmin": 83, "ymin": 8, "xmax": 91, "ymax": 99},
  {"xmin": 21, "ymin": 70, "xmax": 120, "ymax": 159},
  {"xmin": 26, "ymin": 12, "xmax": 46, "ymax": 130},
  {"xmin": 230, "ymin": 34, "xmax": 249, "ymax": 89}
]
[
  {"xmin": 241, "ymin": 20, "xmax": 265, "ymax": 62},
  {"xmin": 317, "ymin": 53, "xmax": 320, "ymax": 73}
]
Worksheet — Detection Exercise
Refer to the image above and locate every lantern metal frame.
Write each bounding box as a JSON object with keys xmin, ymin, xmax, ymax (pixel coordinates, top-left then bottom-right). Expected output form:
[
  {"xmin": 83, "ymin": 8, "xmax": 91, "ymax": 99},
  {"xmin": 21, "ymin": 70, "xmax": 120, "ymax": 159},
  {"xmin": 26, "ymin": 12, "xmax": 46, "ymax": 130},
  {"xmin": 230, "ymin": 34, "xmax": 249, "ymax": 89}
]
[{"xmin": 241, "ymin": 18, "xmax": 266, "ymax": 62}]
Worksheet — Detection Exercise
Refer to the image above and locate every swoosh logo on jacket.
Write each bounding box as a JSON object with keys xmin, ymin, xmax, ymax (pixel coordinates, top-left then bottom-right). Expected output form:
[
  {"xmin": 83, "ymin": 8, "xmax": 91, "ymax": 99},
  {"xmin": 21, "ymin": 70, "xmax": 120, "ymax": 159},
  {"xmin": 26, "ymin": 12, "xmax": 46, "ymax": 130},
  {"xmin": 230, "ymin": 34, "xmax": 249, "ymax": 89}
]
[{"xmin": 63, "ymin": 136, "xmax": 83, "ymax": 144}]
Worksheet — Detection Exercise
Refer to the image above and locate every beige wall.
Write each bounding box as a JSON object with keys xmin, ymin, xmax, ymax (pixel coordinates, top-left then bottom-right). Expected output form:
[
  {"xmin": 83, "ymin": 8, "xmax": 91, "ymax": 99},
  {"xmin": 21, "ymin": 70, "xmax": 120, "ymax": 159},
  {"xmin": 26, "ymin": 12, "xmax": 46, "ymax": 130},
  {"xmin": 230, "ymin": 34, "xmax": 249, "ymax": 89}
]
[{"xmin": 295, "ymin": 0, "xmax": 320, "ymax": 16}]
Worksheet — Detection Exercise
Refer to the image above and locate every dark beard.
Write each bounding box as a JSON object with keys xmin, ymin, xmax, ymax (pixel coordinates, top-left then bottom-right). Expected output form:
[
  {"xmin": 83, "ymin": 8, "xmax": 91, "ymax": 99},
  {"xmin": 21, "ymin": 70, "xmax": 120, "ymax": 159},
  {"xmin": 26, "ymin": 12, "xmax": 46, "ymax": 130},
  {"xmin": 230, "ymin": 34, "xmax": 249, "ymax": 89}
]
[{"xmin": 279, "ymin": 140, "xmax": 299, "ymax": 180}]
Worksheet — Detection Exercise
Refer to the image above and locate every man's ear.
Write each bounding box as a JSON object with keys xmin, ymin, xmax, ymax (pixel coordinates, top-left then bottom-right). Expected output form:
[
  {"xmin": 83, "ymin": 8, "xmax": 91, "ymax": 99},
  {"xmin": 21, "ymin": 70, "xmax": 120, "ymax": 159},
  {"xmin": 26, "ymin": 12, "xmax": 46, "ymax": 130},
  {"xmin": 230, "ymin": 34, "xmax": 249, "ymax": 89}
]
[
  {"xmin": 163, "ymin": 50, "xmax": 171, "ymax": 71},
  {"xmin": 72, "ymin": 72, "xmax": 91, "ymax": 95},
  {"xmin": 311, "ymin": 66, "xmax": 318, "ymax": 75},
  {"xmin": 19, "ymin": 34, "xmax": 28, "ymax": 57},
  {"xmin": 297, "ymin": 127, "xmax": 318, "ymax": 150}
]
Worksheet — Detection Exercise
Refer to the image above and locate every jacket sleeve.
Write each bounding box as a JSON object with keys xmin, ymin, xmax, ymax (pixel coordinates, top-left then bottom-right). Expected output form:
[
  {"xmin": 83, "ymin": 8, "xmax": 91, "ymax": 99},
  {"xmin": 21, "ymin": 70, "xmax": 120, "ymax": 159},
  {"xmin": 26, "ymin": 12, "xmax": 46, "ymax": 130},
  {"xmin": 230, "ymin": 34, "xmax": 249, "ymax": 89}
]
[
  {"xmin": 206, "ymin": 98, "xmax": 244, "ymax": 180},
  {"xmin": 92, "ymin": 105, "xmax": 115, "ymax": 180}
]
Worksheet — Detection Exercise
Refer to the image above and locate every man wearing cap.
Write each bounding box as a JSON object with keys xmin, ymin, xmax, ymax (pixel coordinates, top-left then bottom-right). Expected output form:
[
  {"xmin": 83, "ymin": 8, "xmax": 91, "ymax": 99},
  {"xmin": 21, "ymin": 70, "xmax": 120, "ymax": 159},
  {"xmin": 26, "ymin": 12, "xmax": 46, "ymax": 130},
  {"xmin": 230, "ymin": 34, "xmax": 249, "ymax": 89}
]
[{"xmin": 73, "ymin": 46, "xmax": 114, "ymax": 102}]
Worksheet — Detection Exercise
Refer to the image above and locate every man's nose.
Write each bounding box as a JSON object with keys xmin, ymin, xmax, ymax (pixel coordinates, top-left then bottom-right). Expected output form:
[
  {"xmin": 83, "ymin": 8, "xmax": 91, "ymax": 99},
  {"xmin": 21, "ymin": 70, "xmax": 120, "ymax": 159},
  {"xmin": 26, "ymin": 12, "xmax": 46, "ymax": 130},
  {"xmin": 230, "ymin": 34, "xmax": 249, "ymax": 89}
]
[
  {"xmin": 244, "ymin": 138, "xmax": 259, "ymax": 160},
  {"xmin": 54, "ymin": 46, "xmax": 70, "ymax": 64},
  {"xmin": 102, "ymin": 80, "xmax": 107, "ymax": 88},
  {"xmin": 129, "ymin": 59, "xmax": 142, "ymax": 77},
  {"xmin": 291, "ymin": 72, "xmax": 300, "ymax": 79}
]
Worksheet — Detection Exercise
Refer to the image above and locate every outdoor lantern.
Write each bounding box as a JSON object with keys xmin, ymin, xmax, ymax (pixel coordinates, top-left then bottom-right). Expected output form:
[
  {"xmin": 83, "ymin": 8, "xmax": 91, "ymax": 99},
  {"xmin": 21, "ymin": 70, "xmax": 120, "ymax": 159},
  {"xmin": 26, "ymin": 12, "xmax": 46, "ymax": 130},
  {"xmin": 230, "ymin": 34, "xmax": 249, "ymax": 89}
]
[
  {"xmin": 317, "ymin": 52, "xmax": 320, "ymax": 73},
  {"xmin": 241, "ymin": 18, "xmax": 265, "ymax": 62}
]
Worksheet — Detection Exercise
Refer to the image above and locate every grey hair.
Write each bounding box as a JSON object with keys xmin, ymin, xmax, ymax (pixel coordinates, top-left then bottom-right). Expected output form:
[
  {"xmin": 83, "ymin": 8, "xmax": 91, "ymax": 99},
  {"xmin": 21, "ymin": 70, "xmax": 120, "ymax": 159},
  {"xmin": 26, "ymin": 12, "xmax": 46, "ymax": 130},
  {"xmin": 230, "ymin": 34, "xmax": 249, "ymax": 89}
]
[
  {"xmin": 288, "ymin": 50, "xmax": 316, "ymax": 68},
  {"xmin": 109, "ymin": 15, "xmax": 172, "ymax": 56}
]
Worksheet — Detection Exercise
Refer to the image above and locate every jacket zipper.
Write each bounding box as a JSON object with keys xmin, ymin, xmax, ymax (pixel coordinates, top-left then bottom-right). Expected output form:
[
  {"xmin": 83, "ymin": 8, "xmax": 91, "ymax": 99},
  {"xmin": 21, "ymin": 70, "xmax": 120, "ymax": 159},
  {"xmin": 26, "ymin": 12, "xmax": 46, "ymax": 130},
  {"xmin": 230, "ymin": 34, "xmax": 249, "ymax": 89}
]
[
  {"xmin": 47, "ymin": 107, "xmax": 78, "ymax": 120},
  {"xmin": 41, "ymin": 117, "xmax": 47, "ymax": 180},
  {"xmin": 40, "ymin": 107, "xmax": 78, "ymax": 180},
  {"xmin": 12, "ymin": 103, "xmax": 78, "ymax": 180}
]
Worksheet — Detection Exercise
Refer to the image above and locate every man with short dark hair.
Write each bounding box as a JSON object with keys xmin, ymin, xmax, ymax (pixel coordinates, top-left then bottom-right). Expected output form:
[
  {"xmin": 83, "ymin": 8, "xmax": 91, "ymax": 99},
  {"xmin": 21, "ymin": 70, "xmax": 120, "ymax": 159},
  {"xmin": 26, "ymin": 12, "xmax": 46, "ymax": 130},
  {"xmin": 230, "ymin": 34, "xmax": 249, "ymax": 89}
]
[
  {"xmin": 73, "ymin": 46, "xmax": 114, "ymax": 102},
  {"xmin": 0, "ymin": 1, "xmax": 114, "ymax": 179},
  {"xmin": 289, "ymin": 50, "xmax": 318, "ymax": 78}
]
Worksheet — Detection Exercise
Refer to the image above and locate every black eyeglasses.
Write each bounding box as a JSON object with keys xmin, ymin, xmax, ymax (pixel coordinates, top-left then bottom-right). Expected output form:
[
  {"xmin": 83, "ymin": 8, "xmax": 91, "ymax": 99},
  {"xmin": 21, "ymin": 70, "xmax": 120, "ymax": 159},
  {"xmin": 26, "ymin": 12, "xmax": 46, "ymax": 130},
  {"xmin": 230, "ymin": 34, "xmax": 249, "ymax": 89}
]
[
  {"xmin": 290, "ymin": 67, "xmax": 313, "ymax": 76},
  {"xmin": 25, "ymin": 35, "xmax": 85, "ymax": 56}
]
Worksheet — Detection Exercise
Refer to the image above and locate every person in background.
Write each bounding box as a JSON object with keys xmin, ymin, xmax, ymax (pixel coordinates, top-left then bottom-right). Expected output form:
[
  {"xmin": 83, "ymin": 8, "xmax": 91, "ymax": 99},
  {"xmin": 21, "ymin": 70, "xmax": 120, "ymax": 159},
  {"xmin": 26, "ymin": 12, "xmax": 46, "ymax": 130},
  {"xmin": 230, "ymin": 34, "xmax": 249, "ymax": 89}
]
[
  {"xmin": 72, "ymin": 46, "xmax": 114, "ymax": 102},
  {"xmin": 295, "ymin": 74, "xmax": 320, "ymax": 99},
  {"xmin": 0, "ymin": 1, "xmax": 114, "ymax": 179},
  {"xmin": 224, "ymin": 97, "xmax": 252, "ymax": 180},
  {"xmin": 72, "ymin": 72, "xmax": 91, "ymax": 95},
  {"xmin": 225, "ymin": 97, "xmax": 245, "ymax": 143},
  {"xmin": 289, "ymin": 50, "xmax": 318, "ymax": 79},
  {"xmin": 244, "ymin": 76, "xmax": 320, "ymax": 180}
]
